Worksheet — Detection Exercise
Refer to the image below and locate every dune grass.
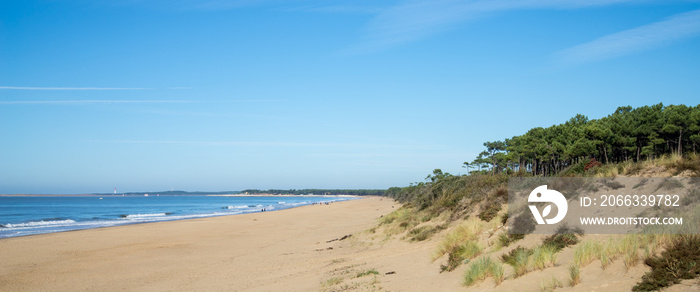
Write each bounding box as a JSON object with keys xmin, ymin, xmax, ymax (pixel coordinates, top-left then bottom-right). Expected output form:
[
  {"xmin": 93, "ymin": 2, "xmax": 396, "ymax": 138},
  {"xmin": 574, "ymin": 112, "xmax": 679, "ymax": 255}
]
[
  {"xmin": 531, "ymin": 244, "xmax": 558, "ymax": 271},
  {"xmin": 433, "ymin": 218, "xmax": 485, "ymax": 261},
  {"xmin": 463, "ymin": 256, "xmax": 505, "ymax": 287},
  {"xmin": 434, "ymin": 218, "xmax": 488, "ymax": 272},
  {"xmin": 380, "ymin": 207, "xmax": 420, "ymax": 236},
  {"xmin": 660, "ymin": 153, "xmax": 700, "ymax": 175},
  {"xmin": 463, "ymin": 256, "xmax": 492, "ymax": 286},
  {"xmin": 588, "ymin": 153, "xmax": 700, "ymax": 177},
  {"xmin": 322, "ymin": 276, "xmax": 343, "ymax": 287},
  {"xmin": 512, "ymin": 248, "xmax": 531, "ymax": 277},
  {"xmin": 621, "ymin": 235, "xmax": 641, "ymax": 270},
  {"xmin": 441, "ymin": 240, "xmax": 483, "ymax": 272},
  {"xmin": 491, "ymin": 262, "xmax": 505, "ymax": 285},
  {"xmin": 568, "ymin": 264, "xmax": 581, "ymax": 286},
  {"xmin": 572, "ymin": 240, "xmax": 598, "ymax": 267},
  {"xmin": 597, "ymin": 238, "xmax": 622, "ymax": 270},
  {"xmin": 540, "ymin": 276, "xmax": 563, "ymax": 292},
  {"xmin": 569, "ymin": 234, "xmax": 678, "ymax": 282},
  {"xmin": 499, "ymin": 242, "xmax": 559, "ymax": 279},
  {"xmin": 407, "ymin": 223, "xmax": 446, "ymax": 242},
  {"xmin": 355, "ymin": 268, "xmax": 380, "ymax": 278}
]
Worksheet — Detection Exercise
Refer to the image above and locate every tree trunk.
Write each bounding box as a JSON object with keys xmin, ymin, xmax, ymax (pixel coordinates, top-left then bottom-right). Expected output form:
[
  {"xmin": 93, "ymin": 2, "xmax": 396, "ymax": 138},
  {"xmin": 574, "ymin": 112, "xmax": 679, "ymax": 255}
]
[
  {"xmin": 678, "ymin": 129, "xmax": 683, "ymax": 156},
  {"xmin": 603, "ymin": 146, "xmax": 609, "ymax": 164}
]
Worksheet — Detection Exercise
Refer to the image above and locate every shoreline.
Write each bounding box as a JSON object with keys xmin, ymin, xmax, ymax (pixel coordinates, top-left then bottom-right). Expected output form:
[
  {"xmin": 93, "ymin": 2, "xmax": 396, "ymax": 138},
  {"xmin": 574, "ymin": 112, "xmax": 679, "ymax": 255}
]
[
  {"xmin": 206, "ymin": 194, "xmax": 358, "ymax": 197},
  {"xmin": 0, "ymin": 195, "xmax": 360, "ymax": 239},
  {"xmin": 0, "ymin": 194, "xmax": 360, "ymax": 197}
]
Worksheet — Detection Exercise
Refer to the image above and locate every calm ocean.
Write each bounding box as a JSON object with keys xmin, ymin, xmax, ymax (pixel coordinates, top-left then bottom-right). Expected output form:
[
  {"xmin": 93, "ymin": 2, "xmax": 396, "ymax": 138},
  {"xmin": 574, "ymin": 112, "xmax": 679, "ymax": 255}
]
[{"xmin": 0, "ymin": 195, "xmax": 354, "ymax": 238}]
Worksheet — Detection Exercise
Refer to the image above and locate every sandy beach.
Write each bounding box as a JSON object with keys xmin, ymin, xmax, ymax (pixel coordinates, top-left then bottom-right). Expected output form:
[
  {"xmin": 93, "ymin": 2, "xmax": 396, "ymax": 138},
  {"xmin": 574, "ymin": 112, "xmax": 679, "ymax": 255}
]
[
  {"xmin": 0, "ymin": 197, "xmax": 396, "ymax": 291},
  {"xmin": 2, "ymin": 195, "xmax": 698, "ymax": 292}
]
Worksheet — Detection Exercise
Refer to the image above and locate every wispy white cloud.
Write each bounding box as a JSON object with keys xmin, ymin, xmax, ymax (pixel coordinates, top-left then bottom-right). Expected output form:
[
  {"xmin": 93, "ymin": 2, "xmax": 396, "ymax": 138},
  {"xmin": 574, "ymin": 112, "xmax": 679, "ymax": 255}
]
[
  {"xmin": 0, "ymin": 86, "xmax": 152, "ymax": 90},
  {"xmin": 344, "ymin": 0, "xmax": 663, "ymax": 53},
  {"xmin": 554, "ymin": 9, "xmax": 700, "ymax": 65},
  {"xmin": 0, "ymin": 99, "xmax": 283, "ymax": 105}
]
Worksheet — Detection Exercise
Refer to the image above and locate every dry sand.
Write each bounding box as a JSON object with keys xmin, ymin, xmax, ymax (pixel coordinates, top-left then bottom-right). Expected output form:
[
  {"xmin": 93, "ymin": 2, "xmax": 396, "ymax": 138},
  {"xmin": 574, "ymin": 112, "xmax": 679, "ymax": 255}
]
[
  {"xmin": 1, "ymin": 196, "xmax": 698, "ymax": 292},
  {"xmin": 0, "ymin": 197, "xmax": 395, "ymax": 291}
]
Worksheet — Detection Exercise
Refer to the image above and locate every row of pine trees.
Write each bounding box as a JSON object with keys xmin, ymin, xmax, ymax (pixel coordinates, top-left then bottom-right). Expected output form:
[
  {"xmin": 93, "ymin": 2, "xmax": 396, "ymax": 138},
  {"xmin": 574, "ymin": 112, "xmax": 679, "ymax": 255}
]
[{"xmin": 466, "ymin": 103, "xmax": 700, "ymax": 176}]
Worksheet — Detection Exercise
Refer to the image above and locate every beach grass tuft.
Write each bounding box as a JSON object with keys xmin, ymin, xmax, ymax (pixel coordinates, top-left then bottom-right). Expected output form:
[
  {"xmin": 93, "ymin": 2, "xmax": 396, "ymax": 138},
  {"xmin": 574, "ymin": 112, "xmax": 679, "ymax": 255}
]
[
  {"xmin": 513, "ymin": 248, "xmax": 530, "ymax": 277},
  {"xmin": 441, "ymin": 240, "xmax": 482, "ymax": 272},
  {"xmin": 408, "ymin": 223, "xmax": 446, "ymax": 242},
  {"xmin": 463, "ymin": 256, "xmax": 502, "ymax": 287},
  {"xmin": 380, "ymin": 207, "xmax": 421, "ymax": 236},
  {"xmin": 573, "ymin": 240, "xmax": 598, "ymax": 268},
  {"xmin": 490, "ymin": 262, "xmax": 506, "ymax": 285},
  {"xmin": 322, "ymin": 276, "xmax": 343, "ymax": 287},
  {"xmin": 531, "ymin": 244, "xmax": 558, "ymax": 271},
  {"xmin": 433, "ymin": 218, "xmax": 484, "ymax": 261},
  {"xmin": 500, "ymin": 246, "xmax": 532, "ymax": 277},
  {"xmin": 540, "ymin": 276, "xmax": 563, "ymax": 292},
  {"xmin": 621, "ymin": 235, "xmax": 640, "ymax": 270},
  {"xmin": 356, "ymin": 268, "xmax": 380, "ymax": 278},
  {"xmin": 568, "ymin": 264, "xmax": 581, "ymax": 286}
]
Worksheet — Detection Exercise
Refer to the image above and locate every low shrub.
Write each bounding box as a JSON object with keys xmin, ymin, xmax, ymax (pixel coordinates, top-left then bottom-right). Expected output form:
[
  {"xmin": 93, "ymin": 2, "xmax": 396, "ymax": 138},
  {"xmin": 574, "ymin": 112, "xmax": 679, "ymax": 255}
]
[
  {"xmin": 585, "ymin": 158, "xmax": 602, "ymax": 171},
  {"xmin": 624, "ymin": 163, "xmax": 645, "ymax": 175},
  {"xmin": 654, "ymin": 178, "xmax": 684, "ymax": 192},
  {"xmin": 633, "ymin": 178, "xmax": 649, "ymax": 189},
  {"xmin": 603, "ymin": 179, "xmax": 625, "ymax": 190},
  {"xmin": 500, "ymin": 246, "xmax": 532, "ymax": 266},
  {"xmin": 408, "ymin": 224, "xmax": 445, "ymax": 241},
  {"xmin": 633, "ymin": 235, "xmax": 700, "ymax": 291},
  {"xmin": 510, "ymin": 211, "xmax": 536, "ymax": 234},
  {"xmin": 542, "ymin": 233, "xmax": 579, "ymax": 251},
  {"xmin": 478, "ymin": 201, "xmax": 501, "ymax": 222},
  {"xmin": 500, "ymin": 213, "xmax": 509, "ymax": 226}
]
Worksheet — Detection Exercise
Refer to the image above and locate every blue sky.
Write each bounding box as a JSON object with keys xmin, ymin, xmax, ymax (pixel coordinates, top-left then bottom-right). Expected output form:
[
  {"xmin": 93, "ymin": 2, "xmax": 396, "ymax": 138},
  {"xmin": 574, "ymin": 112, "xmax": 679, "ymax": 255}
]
[{"xmin": 1, "ymin": 0, "xmax": 699, "ymax": 194}]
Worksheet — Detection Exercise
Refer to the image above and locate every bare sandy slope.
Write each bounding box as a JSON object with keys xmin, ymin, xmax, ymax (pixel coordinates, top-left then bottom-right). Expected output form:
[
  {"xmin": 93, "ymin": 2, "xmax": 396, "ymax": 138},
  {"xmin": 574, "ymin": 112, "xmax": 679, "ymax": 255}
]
[{"xmin": 1, "ymin": 196, "xmax": 698, "ymax": 292}]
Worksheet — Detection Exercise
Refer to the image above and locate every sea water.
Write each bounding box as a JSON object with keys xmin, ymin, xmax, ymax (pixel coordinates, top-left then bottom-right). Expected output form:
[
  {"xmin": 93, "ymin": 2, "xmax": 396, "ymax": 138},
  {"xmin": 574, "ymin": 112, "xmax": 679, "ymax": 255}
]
[{"xmin": 0, "ymin": 195, "xmax": 354, "ymax": 238}]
